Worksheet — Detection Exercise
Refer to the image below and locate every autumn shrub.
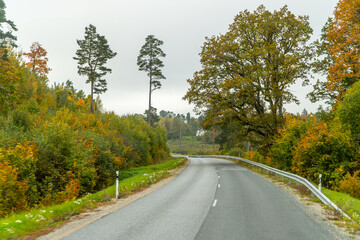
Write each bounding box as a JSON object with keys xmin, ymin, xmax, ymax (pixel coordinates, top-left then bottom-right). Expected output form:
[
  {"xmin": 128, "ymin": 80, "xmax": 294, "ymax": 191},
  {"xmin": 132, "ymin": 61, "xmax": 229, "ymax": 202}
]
[
  {"xmin": 0, "ymin": 160, "xmax": 28, "ymax": 217},
  {"xmin": 337, "ymin": 171, "xmax": 360, "ymax": 199},
  {"xmin": 0, "ymin": 141, "xmax": 39, "ymax": 206},
  {"xmin": 291, "ymin": 119, "xmax": 357, "ymax": 188},
  {"xmin": 270, "ymin": 115, "xmax": 311, "ymax": 171},
  {"xmin": 227, "ymin": 147, "xmax": 244, "ymax": 157},
  {"xmin": 33, "ymin": 116, "xmax": 81, "ymax": 204},
  {"xmin": 114, "ymin": 115, "xmax": 168, "ymax": 167},
  {"xmin": 243, "ymin": 149, "xmax": 265, "ymax": 164}
]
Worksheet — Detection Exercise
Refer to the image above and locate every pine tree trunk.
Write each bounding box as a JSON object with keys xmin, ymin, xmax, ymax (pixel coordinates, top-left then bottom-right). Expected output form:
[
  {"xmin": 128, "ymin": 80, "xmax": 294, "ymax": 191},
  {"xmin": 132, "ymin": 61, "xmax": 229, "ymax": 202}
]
[
  {"xmin": 148, "ymin": 75, "xmax": 152, "ymax": 125},
  {"xmin": 148, "ymin": 59, "xmax": 152, "ymax": 125},
  {"xmin": 90, "ymin": 80, "xmax": 94, "ymax": 113}
]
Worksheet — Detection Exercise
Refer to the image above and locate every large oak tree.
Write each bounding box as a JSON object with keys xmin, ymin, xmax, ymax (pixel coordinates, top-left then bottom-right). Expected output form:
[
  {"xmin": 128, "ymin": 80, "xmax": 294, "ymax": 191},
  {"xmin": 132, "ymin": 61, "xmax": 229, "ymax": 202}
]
[{"xmin": 184, "ymin": 5, "xmax": 313, "ymax": 147}]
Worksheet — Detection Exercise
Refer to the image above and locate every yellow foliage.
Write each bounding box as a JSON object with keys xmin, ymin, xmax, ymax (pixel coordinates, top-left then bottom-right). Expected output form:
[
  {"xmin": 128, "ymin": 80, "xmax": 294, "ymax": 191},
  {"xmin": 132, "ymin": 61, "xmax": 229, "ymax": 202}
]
[
  {"xmin": 0, "ymin": 160, "xmax": 29, "ymax": 217},
  {"xmin": 337, "ymin": 171, "xmax": 360, "ymax": 199},
  {"xmin": 76, "ymin": 98, "xmax": 85, "ymax": 106},
  {"xmin": 327, "ymin": 0, "xmax": 360, "ymax": 99}
]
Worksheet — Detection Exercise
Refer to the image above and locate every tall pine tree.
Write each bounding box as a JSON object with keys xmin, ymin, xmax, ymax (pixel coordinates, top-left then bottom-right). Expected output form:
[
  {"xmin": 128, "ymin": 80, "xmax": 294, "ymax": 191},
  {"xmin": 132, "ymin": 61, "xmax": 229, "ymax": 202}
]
[
  {"xmin": 137, "ymin": 35, "xmax": 166, "ymax": 125},
  {"xmin": 74, "ymin": 24, "xmax": 117, "ymax": 113},
  {"xmin": 0, "ymin": 0, "xmax": 17, "ymax": 59}
]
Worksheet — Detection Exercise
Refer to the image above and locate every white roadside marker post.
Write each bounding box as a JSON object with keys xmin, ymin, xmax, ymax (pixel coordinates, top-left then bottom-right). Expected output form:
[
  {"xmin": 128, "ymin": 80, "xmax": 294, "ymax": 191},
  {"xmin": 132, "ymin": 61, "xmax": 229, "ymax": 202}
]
[
  {"xmin": 116, "ymin": 171, "xmax": 119, "ymax": 199},
  {"xmin": 318, "ymin": 174, "xmax": 322, "ymax": 192}
]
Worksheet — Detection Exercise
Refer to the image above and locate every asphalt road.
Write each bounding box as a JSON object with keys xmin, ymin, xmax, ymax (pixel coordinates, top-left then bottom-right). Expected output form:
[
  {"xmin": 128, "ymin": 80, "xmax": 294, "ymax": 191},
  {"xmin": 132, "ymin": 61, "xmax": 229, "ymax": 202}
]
[{"xmin": 63, "ymin": 157, "xmax": 338, "ymax": 240}]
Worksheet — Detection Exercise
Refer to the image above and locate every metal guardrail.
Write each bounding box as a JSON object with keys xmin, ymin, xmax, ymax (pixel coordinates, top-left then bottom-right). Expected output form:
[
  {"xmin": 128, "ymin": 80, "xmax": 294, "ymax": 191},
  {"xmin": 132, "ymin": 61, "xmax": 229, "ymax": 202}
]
[{"xmin": 191, "ymin": 155, "xmax": 353, "ymax": 222}]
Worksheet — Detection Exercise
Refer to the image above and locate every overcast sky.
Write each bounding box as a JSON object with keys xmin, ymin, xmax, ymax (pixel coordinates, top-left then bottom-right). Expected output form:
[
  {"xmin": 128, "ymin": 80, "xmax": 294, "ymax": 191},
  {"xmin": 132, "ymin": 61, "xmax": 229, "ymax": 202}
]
[{"xmin": 6, "ymin": 0, "xmax": 337, "ymax": 116}]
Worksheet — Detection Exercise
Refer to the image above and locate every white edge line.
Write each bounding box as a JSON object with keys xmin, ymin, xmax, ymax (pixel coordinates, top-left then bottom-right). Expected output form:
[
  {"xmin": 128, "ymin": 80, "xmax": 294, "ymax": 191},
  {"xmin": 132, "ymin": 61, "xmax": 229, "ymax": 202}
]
[{"xmin": 212, "ymin": 199, "xmax": 217, "ymax": 207}]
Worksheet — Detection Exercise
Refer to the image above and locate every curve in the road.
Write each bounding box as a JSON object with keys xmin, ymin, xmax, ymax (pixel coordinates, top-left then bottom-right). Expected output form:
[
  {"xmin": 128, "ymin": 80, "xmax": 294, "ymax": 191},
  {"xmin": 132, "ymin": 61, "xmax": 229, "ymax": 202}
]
[{"xmin": 63, "ymin": 157, "xmax": 340, "ymax": 240}]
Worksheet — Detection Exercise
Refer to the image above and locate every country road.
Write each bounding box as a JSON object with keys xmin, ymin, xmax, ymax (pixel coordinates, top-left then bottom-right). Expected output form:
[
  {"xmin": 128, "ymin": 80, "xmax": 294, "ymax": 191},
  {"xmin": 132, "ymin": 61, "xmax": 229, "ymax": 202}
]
[{"xmin": 63, "ymin": 157, "xmax": 339, "ymax": 240}]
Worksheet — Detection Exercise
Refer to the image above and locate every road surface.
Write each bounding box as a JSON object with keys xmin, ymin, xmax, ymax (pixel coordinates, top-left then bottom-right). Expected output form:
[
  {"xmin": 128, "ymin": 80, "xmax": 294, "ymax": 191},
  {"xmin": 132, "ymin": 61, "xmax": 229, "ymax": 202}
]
[{"xmin": 63, "ymin": 157, "xmax": 338, "ymax": 240}]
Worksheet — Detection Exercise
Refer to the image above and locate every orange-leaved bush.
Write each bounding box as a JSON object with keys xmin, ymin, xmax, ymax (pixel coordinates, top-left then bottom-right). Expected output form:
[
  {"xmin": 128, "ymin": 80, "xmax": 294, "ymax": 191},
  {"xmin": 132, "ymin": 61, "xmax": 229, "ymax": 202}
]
[
  {"xmin": 291, "ymin": 118, "xmax": 356, "ymax": 188},
  {"xmin": 337, "ymin": 171, "xmax": 360, "ymax": 199}
]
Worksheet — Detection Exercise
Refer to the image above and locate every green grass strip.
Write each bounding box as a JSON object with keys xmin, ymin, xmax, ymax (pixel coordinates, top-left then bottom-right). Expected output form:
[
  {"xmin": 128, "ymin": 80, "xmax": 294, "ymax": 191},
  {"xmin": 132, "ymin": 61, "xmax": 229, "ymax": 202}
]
[
  {"xmin": 322, "ymin": 188, "xmax": 360, "ymax": 224},
  {"xmin": 0, "ymin": 157, "xmax": 187, "ymax": 239}
]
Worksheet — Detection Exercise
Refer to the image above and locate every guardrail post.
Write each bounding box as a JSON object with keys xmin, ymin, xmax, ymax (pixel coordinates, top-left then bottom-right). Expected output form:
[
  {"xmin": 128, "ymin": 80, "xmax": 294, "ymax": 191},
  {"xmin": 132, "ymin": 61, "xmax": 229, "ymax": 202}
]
[
  {"xmin": 289, "ymin": 178, "xmax": 291, "ymax": 185},
  {"xmin": 116, "ymin": 171, "xmax": 119, "ymax": 199}
]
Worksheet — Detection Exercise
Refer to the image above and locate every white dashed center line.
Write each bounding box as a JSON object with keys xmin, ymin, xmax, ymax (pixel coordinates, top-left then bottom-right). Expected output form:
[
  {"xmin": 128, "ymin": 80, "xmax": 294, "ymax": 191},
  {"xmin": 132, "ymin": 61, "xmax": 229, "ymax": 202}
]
[{"xmin": 212, "ymin": 199, "xmax": 217, "ymax": 207}]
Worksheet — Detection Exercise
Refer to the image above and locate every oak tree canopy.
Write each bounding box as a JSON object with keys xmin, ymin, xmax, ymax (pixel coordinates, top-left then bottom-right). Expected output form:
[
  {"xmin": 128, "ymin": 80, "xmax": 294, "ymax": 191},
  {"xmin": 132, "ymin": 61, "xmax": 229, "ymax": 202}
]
[{"xmin": 184, "ymin": 5, "xmax": 313, "ymax": 147}]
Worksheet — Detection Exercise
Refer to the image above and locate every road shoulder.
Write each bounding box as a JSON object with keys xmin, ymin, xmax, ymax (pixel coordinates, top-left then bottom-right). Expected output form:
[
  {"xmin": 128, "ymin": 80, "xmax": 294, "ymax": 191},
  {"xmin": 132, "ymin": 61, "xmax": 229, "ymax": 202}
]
[
  {"xmin": 248, "ymin": 166, "xmax": 359, "ymax": 240},
  {"xmin": 38, "ymin": 161, "xmax": 189, "ymax": 240}
]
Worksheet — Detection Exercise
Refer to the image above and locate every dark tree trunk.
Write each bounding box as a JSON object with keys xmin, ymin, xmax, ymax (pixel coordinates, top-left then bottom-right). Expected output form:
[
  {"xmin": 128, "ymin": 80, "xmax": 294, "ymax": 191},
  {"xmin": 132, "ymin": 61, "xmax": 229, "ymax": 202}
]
[
  {"xmin": 148, "ymin": 60, "xmax": 153, "ymax": 125},
  {"xmin": 90, "ymin": 80, "xmax": 94, "ymax": 113},
  {"xmin": 148, "ymin": 76, "xmax": 152, "ymax": 125}
]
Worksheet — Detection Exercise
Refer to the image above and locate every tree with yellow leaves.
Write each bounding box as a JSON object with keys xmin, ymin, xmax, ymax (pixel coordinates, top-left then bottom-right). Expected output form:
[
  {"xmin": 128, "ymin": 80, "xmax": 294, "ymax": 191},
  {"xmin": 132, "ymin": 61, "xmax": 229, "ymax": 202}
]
[
  {"xmin": 184, "ymin": 5, "xmax": 314, "ymax": 148},
  {"xmin": 23, "ymin": 42, "xmax": 51, "ymax": 79},
  {"xmin": 326, "ymin": 0, "xmax": 360, "ymax": 100}
]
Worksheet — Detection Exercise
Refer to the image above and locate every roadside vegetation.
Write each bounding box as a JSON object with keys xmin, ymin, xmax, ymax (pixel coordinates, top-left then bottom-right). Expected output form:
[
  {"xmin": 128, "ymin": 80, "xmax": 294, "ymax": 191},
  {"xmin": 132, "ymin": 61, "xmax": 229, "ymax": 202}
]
[
  {"xmin": 0, "ymin": 157, "xmax": 186, "ymax": 239},
  {"xmin": 0, "ymin": 0, "xmax": 170, "ymax": 225},
  {"xmin": 322, "ymin": 188, "xmax": 360, "ymax": 225}
]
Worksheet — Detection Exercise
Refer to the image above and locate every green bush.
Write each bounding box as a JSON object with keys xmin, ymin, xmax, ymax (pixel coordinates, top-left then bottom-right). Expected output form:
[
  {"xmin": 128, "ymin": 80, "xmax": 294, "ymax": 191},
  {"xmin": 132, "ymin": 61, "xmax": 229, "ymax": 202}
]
[
  {"xmin": 12, "ymin": 109, "xmax": 31, "ymax": 131},
  {"xmin": 227, "ymin": 148, "xmax": 244, "ymax": 157},
  {"xmin": 270, "ymin": 115, "xmax": 312, "ymax": 171},
  {"xmin": 337, "ymin": 81, "xmax": 360, "ymax": 144}
]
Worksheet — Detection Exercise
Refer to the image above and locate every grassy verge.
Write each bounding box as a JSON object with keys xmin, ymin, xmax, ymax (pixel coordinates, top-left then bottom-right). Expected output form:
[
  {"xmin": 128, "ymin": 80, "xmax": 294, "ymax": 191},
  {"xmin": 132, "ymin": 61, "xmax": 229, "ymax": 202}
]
[
  {"xmin": 0, "ymin": 157, "xmax": 187, "ymax": 239},
  {"xmin": 322, "ymin": 188, "xmax": 360, "ymax": 224},
  {"xmin": 167, "ymin": 136, "xmax": 219, "ymax": 155}
]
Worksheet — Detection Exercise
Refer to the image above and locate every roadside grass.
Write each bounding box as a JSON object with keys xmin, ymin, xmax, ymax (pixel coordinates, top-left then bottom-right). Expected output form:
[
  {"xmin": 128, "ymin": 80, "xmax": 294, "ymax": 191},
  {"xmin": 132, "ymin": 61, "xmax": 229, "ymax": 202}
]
[
  {"xmin": 322, "ymin": 188, "xmax": 360, "ymax": 228},
  {"xmin": 167, "ymin": 136, "xmax": 219, "ymax": 155},
  {"xmin": 0, "ymin": 157, "xmax": 187, "ymax": 239}
]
